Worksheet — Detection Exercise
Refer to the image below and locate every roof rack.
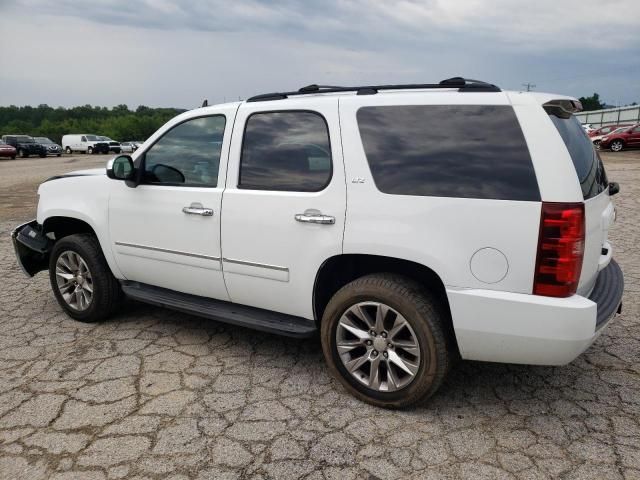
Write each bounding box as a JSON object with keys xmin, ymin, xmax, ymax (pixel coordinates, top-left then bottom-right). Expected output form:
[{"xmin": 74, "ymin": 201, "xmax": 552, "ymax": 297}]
[{"xmin": 246, "ymin": 77, "xmax": 501, "ymax": 102}]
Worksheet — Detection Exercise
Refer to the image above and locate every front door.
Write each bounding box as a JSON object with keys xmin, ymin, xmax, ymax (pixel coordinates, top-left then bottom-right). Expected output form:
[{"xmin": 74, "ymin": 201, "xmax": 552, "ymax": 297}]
[
  {"xmin": 627, "ymin": 125, "xmax": 640, "ymax": 147},
  {"xmin": 109, "ymin": 106, "xmax": 237, "ymax": 300},
  {"xmin": 221, "ymin": 100, "xmax": 346, "ymax": 319}
]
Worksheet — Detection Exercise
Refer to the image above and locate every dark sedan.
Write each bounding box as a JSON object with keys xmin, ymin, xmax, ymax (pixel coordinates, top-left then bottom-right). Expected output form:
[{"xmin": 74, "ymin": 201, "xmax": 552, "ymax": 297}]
[{"xmin": 34, "ymin": 137, "xmax": 63, "ymax": 157}]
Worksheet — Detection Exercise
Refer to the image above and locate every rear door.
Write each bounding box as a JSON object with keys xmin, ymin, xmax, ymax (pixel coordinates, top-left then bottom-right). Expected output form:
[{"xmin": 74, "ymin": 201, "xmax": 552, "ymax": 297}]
[
  {"xmin": 545, "ymin": 108, "xmax": 614, "ymax": 295},
  {"xmin": 220, "ymin": 98, "xmax": 346, "ymax": 319}
]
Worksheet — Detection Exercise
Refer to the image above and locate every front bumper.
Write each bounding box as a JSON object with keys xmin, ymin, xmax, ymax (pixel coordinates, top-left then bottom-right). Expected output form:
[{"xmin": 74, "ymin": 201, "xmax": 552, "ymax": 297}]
[
  {"xmin": 448, "ymin": 259, "xmax": 624, "ymax": 365},
  {"xmin": 11, "ymin": 220, "xmax": 52, "ymax": 277}
]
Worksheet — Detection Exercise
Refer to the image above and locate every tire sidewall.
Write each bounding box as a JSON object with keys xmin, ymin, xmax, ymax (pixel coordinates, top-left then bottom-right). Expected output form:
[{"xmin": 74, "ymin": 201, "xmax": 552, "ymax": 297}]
[
  {"xmin": 49, "ymin": 237, "xmax": 105, "ymax": 322},
  {"xmin": 321, "ymin": 279, "xmax": 441, "ymax": 407}
]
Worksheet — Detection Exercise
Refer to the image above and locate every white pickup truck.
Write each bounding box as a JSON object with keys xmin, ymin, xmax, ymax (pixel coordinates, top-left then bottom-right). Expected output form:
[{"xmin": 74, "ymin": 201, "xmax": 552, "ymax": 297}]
[{"xmin": 12, "ymin": 78, "xmax": 624, "ymax": 407}]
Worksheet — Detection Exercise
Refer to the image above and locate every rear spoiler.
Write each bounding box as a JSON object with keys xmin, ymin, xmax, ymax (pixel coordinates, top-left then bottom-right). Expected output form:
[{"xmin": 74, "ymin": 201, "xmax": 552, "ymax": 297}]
[{"xmin": 543, "ymin": 99, "xmax": 583, "ymax": 114}]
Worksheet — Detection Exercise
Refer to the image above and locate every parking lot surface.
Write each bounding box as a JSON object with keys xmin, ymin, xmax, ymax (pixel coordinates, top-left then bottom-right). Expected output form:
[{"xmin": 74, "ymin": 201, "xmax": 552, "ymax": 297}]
[{"xmin": 0, "ymin": 153, "xmax": 639, "ymax": 479}]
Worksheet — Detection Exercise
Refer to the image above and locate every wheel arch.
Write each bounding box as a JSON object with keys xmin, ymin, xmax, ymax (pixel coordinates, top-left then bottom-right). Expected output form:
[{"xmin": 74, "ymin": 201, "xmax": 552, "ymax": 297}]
[
  {"xmin": 43, "ymin": 216, "xmax": 97, "ymax": 239},
  {"xmin": 313, "ymin": 254, "xmax": 455, "ymax": 343}
]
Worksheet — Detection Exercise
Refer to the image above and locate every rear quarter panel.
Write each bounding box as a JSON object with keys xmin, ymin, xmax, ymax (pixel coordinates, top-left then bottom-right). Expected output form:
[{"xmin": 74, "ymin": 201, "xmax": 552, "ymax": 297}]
[{"xmin": 339, "ymin": 92, "xmax": 543, "ymax": 293}]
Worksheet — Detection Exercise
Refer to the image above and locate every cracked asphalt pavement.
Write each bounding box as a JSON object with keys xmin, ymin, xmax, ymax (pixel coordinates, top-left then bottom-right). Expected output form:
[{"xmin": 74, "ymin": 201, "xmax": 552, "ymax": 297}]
[{"xmin": 0, "ymin": 152, "xmax": 639, "ymax": 479}]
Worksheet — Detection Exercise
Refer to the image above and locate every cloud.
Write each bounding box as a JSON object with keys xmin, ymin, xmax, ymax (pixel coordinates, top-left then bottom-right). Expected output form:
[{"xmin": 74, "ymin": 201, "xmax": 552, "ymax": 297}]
[{"xmin": 0, "ymin": 0, "xmax": 638, "ymax": 107}]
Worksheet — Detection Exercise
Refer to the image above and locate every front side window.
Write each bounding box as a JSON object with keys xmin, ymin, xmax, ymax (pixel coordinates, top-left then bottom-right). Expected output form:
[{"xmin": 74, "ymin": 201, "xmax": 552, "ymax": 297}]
[
  {"xmin": 239, "ymin": 111, "xmax": 332, "ymax": 192},
  {"xmin": 357, "ymin": 105, "xmax": 540, "ymax": 201},
  {"xmin": 142, "ymin": 115, "xmax": 226, "ymax": 187}
]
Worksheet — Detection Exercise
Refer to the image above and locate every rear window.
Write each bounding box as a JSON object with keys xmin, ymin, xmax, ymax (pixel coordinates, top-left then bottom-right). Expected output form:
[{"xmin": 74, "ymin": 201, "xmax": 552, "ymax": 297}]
[
  {"xmin": 357, "ymin": 105, "xmax": 540, "ymax": 201},
  {"xmin": 545, "ymin": 106, "xmax": 608, "ymax": 199}
]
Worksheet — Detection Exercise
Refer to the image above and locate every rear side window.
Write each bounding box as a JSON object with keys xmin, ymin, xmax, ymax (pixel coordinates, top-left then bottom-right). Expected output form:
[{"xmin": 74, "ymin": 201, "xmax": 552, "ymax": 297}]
[
  {"xmin": 357, "ymin": 105, "xmax": 540, "ymax": 201},
  {"xmin": 239, "ymin": 111, "xmax": 332, "ymax": 192},
  {"xmin": 545, "ymin": 106, "xmax": 607, "ymax": 199}
]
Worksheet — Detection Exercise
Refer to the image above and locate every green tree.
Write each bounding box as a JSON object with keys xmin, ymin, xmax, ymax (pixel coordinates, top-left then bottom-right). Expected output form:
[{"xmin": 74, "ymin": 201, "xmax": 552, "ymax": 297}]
[{"xmin": 579, "ymin": 93, "xmax": 605, "ymax": 111}]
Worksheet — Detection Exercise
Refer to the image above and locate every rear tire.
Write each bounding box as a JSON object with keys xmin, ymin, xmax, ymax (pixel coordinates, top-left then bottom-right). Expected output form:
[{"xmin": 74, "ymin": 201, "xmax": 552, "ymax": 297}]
[
  {"xmin": 19, "ymin": 149, "xmax": 28, "ymax": 158},
  {"xmin": 320, "ymin": 274, "xmax": 452, "ymax": 408},
  {"xmin": 610, "ymin": 140, "xmax": 624, "ymax": 152},
  {"xmin": 49, "ymin": 234, "xmax": 123, "ymax": 323},
  {"xmin": 11, "ymin": 155, "xmax": 15, "ymax": 159},
  {"xmin": 65, "ymin": 147, "xmax": 72, "ymax": 154},
  {"xmin": 87, "ymin": 146, "xmax": 93, "ymax": 154}
]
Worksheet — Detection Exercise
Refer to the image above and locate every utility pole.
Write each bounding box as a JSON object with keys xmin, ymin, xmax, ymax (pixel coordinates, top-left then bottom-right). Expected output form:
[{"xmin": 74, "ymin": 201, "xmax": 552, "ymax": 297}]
[{"xmin": 522, "ymin": 82, "xmax": 536, "ymax": 92}]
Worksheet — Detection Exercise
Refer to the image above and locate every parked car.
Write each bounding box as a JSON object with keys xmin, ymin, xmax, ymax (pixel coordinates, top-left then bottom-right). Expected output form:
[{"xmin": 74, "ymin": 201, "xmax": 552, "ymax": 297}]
[
  {"xmin": 11, "ymin": 78, "xmax": 624, "ymax": 408},
  {"xmin": 591, "ymin": 127, "xmax": 628, "ymax": 147},
  {"xmin": 62, "ymin": 134, "xmax": 110, "ymax": 154},
  {"xmin": 120, "ymin": 141, "xmax": 143, "ymax": 153},
  {"xmin": 599, "ymin": 123, "xmax": 640, "ymax": 152},
  {"xmin": 34, "ymin": 137, "xmax": 63, "ymax": 156},
  {"xmin": 97, "ymin": 136, "xmax": 122, "ymax": 154},
  {"xmin": 587, "ymin": 124, "xmax": 632, "ymax": 138},
  {"xmin": 1, "ymin": 135, "xmax": 47, "ymax": 158},
  {"xmin": 119, "ymin": 142, "xmax": 136, "ymax": 153},
  {"xmin": 0, "ymin": 140, "xmax": 17, "ymax": 159}
]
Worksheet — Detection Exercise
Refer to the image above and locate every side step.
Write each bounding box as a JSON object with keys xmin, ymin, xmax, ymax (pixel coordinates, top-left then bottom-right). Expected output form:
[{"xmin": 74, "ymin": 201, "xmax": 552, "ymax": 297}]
[{"xmin": 121, "ymin": 281, "xmax": 317, "ymax": 338}]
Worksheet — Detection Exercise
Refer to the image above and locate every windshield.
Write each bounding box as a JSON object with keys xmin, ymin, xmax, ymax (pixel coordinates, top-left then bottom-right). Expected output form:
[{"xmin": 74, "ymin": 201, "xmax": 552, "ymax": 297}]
[
  {"xmin": 16, "ymin": 136, "xmax": 35, "ymax": 143},
  {"xmin": 611, "ymin": 128, "xmax": 627, "ymax": 134},
  {"xmin": 35, "ymin": 137, "xmax": 53, "ymax": 143}
]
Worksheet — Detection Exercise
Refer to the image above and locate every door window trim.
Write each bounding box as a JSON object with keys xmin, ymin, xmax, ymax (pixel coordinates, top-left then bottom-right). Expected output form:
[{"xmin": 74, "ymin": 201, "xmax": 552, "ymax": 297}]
[
  {"xmin": 237, "ymin": 109, "xmax": 333, "ymax": 192},
  {"xmin": 136, "ymin": 113, "xmax": 227, "ymax": 188}
]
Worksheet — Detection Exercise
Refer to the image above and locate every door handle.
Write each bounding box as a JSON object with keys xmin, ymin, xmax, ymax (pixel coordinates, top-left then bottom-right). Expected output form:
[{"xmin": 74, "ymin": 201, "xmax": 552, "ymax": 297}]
[
  {"xmin": 182, "ymin": 202, "xmax": 214, "ymax": 216},
  {"xmin": 295, "ymin": 209, "xmax": 335, "ymax": 225}
]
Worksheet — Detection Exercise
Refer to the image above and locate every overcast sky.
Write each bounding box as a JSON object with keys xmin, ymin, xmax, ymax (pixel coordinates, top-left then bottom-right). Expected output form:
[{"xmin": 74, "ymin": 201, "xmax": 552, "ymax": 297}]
[{"xmin": 1, "ymin": 0, "xmax": 638, "ymax": 109}]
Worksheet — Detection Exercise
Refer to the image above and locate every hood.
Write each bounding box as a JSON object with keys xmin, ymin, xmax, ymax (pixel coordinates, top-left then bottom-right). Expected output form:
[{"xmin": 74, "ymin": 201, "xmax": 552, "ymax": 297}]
[{"xmin": 44, "ymin": 168, "xmax": 105, "ymax": 183}]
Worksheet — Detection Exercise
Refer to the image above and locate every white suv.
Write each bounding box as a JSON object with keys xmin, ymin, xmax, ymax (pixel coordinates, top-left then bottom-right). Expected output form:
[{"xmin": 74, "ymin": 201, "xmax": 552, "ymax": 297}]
[{"xmin": 12, "ymin": 78, "xmax": 624, "ymax": 408}]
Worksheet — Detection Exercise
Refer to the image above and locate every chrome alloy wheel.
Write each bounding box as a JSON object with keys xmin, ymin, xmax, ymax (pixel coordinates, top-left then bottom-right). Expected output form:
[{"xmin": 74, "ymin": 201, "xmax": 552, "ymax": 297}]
[
  {"xmin": 611, "ymin": 140, "xmax": 623, "ymax": 152},
  {"xmin": 55, "ymin": 251, "xmax": 94, "ymax": 311},
  {"xmin": 336, "ymin": 301, "xmax": 421, "ymax": 392}
]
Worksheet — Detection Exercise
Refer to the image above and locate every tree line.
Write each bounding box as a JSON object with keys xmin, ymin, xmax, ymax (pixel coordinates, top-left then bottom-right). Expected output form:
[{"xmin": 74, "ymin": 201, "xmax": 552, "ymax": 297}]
[{"xmin": 0, "ymin": 104, "xmax": 186, "ymax": 144}]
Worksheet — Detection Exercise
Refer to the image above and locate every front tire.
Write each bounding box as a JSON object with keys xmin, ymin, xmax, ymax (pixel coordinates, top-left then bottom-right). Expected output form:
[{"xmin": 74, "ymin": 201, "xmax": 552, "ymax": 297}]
[
  {"xmin": 610, "ymin": 140, "xmax": 624, "ymax": 152},
  {"xmin": 49, "ymin": 234, "xmax": 123, "ymax": 322},
  {"xmin": 65, "ymin": 147, "xmax": 72, "ymax": 154},
  {"xmin": 87, "ymin": 146, "xmax": 93, "ymax": 154},
  {"xmin": 19, "ymin": 148, "xmax": 28, "ymax": 158},
  {"xmin": 320, "ymin": 274, "xmax": 451, "ymax": 408}
]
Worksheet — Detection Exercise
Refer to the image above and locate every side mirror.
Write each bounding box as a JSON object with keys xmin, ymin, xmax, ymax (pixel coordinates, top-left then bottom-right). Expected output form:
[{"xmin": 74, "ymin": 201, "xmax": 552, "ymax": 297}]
[
  {"xmin": 107, "ymin": 155, "xmax": 134, "ymax": 181},
  {"xmin": 609, "ymin": 182, "xmax": 620, "ymax": 196}
]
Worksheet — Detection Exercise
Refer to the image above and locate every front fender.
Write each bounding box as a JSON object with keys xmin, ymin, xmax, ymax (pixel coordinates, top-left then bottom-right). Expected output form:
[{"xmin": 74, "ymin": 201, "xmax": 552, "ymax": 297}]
[{"xmin": 36, "ymin": 176, "xmax": 124, "ymax": 279}]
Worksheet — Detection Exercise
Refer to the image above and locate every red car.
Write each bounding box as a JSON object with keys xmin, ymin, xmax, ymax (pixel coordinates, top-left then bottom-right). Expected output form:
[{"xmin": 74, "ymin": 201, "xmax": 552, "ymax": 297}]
[
  {"xmin": 587, "ymin": 124, "xmax": 632, "ymax": 138},
  {"xmin": 0, "ymin": 141, "xmax": 17, "ymax": 159},
  {"xmin": 599, "ymin": 123, "xmax": 640, "ymax": 152}
]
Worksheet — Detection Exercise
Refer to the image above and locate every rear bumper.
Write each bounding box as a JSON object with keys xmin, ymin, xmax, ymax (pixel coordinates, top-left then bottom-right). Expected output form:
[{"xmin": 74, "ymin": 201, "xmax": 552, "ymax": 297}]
[{"xmin": 449, "ymin": 259, "xmax": 624, "ymax": 365}]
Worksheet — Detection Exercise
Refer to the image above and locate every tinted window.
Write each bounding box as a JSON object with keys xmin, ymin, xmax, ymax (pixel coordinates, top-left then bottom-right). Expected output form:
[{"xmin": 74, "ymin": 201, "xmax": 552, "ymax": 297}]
[
  {"xmin": 239, "ymin": 111, "xmax": 331, "ymax": 191},
  {"xmin": 143, "ymin": 115, "xmax": 225, "ymax": 187},
  {"xmin": 357, "ymin": 105, "xmax": 539, "ymax": 201},
  {"xmin": 546, "ymin": 106, "xmax": 608, "ymax": 199}
]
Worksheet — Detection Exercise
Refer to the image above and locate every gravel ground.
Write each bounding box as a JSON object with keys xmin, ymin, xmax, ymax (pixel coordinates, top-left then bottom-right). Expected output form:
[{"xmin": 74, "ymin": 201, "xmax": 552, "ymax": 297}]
[{"xmin": 0, "ymin": 152, "xmax": 639, "ymax": 479}]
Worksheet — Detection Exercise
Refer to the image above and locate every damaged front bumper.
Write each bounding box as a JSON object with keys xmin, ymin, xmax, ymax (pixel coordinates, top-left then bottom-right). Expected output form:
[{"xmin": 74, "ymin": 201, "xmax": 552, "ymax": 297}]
[{"xmin": 11, "ymin": 220, "xmax": 52, "ymax": 276}]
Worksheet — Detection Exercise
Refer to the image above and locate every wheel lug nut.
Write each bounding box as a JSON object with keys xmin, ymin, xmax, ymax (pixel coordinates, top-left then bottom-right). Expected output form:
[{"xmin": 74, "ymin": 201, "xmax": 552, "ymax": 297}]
[
  {"xmin": 370, "ymin": 330, "xmax": 376, "ymax": 336},
  {"xmin": 372, "ymin": 350, "xmax": 378, "ymax": 356},
  {"xmin": 366, "ymin": 340, "xmax": 372, "ymax": 346},
  {"xmin": 388, "ymin": 343, "xmax": 393, "ymax": 348},
  {"xmin": 383, "ymin": 352, "xmax": 388, "ymax": 358},
  {"xmin": 381, "ymin": 332, "xmax": 387, "ymax": 338}
]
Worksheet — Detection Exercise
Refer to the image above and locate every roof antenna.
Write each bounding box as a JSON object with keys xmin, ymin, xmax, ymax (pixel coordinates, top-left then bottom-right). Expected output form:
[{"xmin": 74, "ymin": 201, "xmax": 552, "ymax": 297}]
[{"xmin": 201, "ymin": 99, "xmax": 208, "ymax": 107}]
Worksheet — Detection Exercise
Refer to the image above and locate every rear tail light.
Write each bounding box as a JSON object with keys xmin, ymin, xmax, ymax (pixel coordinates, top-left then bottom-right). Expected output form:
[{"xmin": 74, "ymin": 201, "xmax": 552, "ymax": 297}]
[{"xmin": 533, "ymin": 202, "xmax": 585, "ymax": 297}]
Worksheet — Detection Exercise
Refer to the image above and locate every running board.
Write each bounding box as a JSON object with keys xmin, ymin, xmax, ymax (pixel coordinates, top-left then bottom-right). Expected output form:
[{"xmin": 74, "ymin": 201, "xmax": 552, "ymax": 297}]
[{"xmin": 121, "ymin": 281, "xmax": 317, "ymax": 338}]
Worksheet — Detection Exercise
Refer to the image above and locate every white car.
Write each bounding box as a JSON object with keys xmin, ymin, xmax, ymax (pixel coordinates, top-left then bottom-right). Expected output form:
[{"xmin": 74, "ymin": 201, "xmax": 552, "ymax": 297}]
[
  {"xmin": 12, "ymin": 78, "xmax": 624, "ymax": 408},
  {"xmin": 582, "ymin": 123, "xmax": 596, "ymax": 133},
  {"xmin": 61, "ymin": 134, "xmax": 110, "ymax": 154},
  {"xmin": 119, "ymin": 142, "xmax": 137, "ymax": 153}
]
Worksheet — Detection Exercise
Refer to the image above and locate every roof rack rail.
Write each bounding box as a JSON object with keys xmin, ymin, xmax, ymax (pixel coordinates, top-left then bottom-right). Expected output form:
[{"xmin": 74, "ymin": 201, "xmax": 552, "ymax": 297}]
[{"xmin": 246, "ymin": 77, "xmax": 501, "ymax": 102}]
